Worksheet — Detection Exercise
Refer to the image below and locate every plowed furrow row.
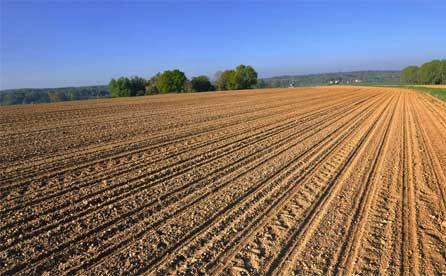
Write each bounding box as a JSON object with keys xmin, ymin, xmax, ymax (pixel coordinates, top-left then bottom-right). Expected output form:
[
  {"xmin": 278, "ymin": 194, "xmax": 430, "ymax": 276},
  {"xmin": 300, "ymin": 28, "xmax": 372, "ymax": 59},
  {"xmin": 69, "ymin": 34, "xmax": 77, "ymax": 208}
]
[
  {"xmin": 414, "ymin": 93, "xmax": 446, "ymax": 173},
  {"xmin": 1, "ymin": 90, "xmax": 355, "ymax": 187},
  {"xmin": 2, "ymin": 86, "xmax": 446, "ymax": 275},
  {"xmin": 0, "ymin": 96, "xmax": 255, "ymax": 133},
  {"xmin": 0, "ymin": 92, "xmax": 364, "ymax": 210},
  {"xmin": 417, "ymin": 93, "xmax": 446, "ymax": 129},
  {"xmin": 0, "ymin": 95, "xmax": 295, "ymax": 167},
  {"xmin": 266, "ymin": 93, "xmax": 397, "ymax": 275},
  {"xmin": 329, "ymin": 92, "xmax": 400, "ymax": 275},
  {"xmin": 152, "ymin": 92, "xmax": 392, "ymax": 276},
  {"xmin": 0, "ymin": 90, "xmax": 378, "ymax": 274},
  {"xmin": 0, "ymin": 98, "xmax": 257, "ymax": 138},
  {"xmin": 411, "ymin": 95, "xmax": 446, "ymax": 217},
  {"xmin": 408, "ymin": 95, "xmax": 446, "ymax": 275},
  {"xmin": 0, "ymin": 94, "xmax": 305, "ymax": 176},
  {"xmin": 0, "ymin": 89, "xmax": 323, "ymax": 144},
  {"xmin": 0, "ymin": 88, "xmax": 296, "ymax": 130},
  {"xmin": 0, "ymin": 94, "xmax": 371, "ymax": 242},
  {"xmin": 1, "ymin": 90, "xmax": 382, "ymax": 274},
  {"xmin": 349, "ymin": 92, "xmax": 405, "ymax": 275},
  {"xmin": 80, "ymin": 90, "xmax": 389, "ymax": 275}
]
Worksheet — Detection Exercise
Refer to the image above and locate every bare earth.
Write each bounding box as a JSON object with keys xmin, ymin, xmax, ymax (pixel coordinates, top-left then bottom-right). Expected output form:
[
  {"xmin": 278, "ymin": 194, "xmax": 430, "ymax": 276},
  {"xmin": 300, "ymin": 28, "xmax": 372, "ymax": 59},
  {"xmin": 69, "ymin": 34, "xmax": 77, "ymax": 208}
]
[{"xmin": 1, "ymin": 86, "xmax": 445, "ymax": 275}]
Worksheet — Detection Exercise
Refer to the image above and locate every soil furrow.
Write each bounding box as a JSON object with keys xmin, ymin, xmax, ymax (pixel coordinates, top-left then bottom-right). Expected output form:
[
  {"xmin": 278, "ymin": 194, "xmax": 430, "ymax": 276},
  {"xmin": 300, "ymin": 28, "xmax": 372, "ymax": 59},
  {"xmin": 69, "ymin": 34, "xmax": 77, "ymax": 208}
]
[
  {"xmin": 86, "ymin": 90, "xmax": 390, "ymax": 276},
  {"xmin": 152, "ymin": 91, "xmax": 393, "ymax": 276},
  {"xmin": 264, "ymin": 93, "xmax": 398, "ymax": 275},
  {"xmin": 1, "ymin": 90, "xmax": 357, "ymax": 189},
  {"xmin": 2, "ymin": 86, "xmax": 445, "ymax": 275},
  {"xmin": 0, "ymin": 93, "xmax": 372, "ymax": 243},
  {"xmin": 0, "ymin": 92, "xmax": 364, "ymax": 212},
  {"xmin": 329, "ymin": 91, "xmax": 400, "ymax": 275},
  {"xmin": 2, "ymin": 91, "xmax": 379, "ymax": 275}
]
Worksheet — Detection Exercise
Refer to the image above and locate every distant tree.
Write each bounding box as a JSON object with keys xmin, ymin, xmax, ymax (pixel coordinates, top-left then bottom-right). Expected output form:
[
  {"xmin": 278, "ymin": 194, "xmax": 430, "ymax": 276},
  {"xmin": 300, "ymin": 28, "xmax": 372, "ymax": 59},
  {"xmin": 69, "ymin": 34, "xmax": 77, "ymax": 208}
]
[
  {"xmin": 48, "ymin": 91, "xmax": 68, "ymax": 102},
  {"xmin": 233, "ymin": 65, "xmax": 258, "ymax": 89},
  {"xmin": 109, "ymin": 77, "xmax": 130, "ymax": 97},
  {"xmin": 401, "ymin": 59, "xmax": 446, "ymax": 85},
  {"xmin": 216, "ymin": 65, "xmax": 258, "ymax": 90},
  {"xmin": 1, "ymin": 86, "xmax": 109, "ymax": 106},
  {"xmin": 129, "ymin": 76, "xmax": 147, "ymax": 96},
  {"xmin": 184, "ymin": 80, "xmax": 193, "ymax": 93},
  {"xmin": 191, "ymin": 75, "xmax": 213, "ymax": 92},
  {"xmin": 442, "ymin": 60, "xmax": 446, "ymax": 84},
  {"xmin": 145, "ymin": 74, "xmax": 159, "ymax": 95},
  {"xmin": 216, "ymin": 70, "xmax": 235, "ymax": 90},
  {"xmin": 400, "ymin": 66, "xmax": 419, "ymax": 84},
  {"xmin": 255, "ymin": 79, "xmax": 267, "ymax": 89},
  {"xmin": 108, "ymin": 76, "xmax": 146, "ymax": 97},
  {"xmin": 68, "ymin": 88, "xmax": 80, "ymax": 101},
  {"xmin": 23, "ymin": 91, "xmax": 39, "ymax": 104},
  {"xmin": 271, "ymin": 79, "xmax": 282, "ymax": 88},
  {"xmin": 155, "ymin": 69, "xmax": 188, "ymax": 93},
  {"xmin": 1, "ymin": 93, "xmax": 21, "ymax": 105},
  {"xmin": 419, "ymin": 60, "xmax": 443, "ymax": 84}
]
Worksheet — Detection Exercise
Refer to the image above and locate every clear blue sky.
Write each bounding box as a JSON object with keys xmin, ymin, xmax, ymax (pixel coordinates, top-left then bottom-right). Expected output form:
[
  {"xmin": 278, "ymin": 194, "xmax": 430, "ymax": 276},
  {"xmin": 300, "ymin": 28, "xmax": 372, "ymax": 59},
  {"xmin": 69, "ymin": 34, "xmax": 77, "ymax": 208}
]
[{"xmin": 1, "ymin": 0, "xmax": 445, "ymax": 90}]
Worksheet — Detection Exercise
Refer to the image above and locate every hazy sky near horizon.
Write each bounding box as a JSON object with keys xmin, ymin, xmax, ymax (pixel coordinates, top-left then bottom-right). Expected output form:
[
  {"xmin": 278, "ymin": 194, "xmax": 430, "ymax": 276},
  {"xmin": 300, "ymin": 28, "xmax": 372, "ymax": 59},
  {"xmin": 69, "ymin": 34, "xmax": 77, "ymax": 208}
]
[{"xmin": 1, "ymin": 0, "xmax": 445, "ymax": 90}]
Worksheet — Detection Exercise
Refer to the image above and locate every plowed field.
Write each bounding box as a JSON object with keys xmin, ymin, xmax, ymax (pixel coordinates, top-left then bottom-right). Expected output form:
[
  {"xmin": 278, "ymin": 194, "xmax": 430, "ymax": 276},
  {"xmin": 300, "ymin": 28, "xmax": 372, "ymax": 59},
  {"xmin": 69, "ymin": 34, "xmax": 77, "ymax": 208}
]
[{"xmin": 1, "ymin": 86, "xmax": 446, "ymax": 275}]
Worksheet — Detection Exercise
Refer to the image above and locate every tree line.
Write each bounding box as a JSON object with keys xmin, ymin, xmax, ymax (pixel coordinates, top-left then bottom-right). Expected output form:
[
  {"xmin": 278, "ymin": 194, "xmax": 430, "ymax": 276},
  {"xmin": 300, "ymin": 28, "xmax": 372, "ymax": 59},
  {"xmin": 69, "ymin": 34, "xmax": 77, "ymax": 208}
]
[
  {"xmin": 108, "ymin": 64, "xmax": 258, "ymax": 97},
  {"xmin": 400, "ymin": 59, "xmax": 446, "ymax": 85},
  {"xmin": 0, "ymin": 86, "xmax": 109, "ymax": 106},
  {"xmin": 3, "ymin": 67, "xmax": 424, "ymax": 106}
]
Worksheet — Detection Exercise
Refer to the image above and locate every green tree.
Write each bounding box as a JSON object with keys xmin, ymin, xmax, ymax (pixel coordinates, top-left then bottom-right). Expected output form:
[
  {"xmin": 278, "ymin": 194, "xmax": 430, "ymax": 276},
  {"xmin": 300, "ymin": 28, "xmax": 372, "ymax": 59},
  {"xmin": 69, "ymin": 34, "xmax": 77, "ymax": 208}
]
[
  {"xmin": 400, "ymin": 66, "xmax": 419, "ymax": 84},
  {"xmin": 401, "ymin": 60, "xmax": 446, "ymax": 85},
  {"xmin": 271, "ymin": 79, "xmax": 282, "ymax": 88},
  {"xmin": 232, "ymin": 64, "xmax": 258, "ymax": 89},
  {"xmin": 145, "ymin": 74, "xmax": 160, "ymax": 95},
  {"xmin": 109, "ymin": 77, "xmax": 131, "ymax": 97},
  {"xmin": 129, "ymin": 76, "xmax": 147, "ymax": 96},
  {"xmin": 215, "ymin": 65, "xmax": 258, "ymax": 90},
  {"xmin": 441, "ymin": 60, "xmax": 446, "ymax": 84},
  {"xmin": 48, "ymin": 91, "xmax": 68, "ymax": 102},
  {"xmin": 191, "ymin": 75, "xmax": 213, "ymax": 92},
  {"xmin": 23, "ymin": 91, "xmax": 39, "ymax": 104},
  {"xmin": 216, "ymin": 70, "xmax": 235, "ymax": 90},
  {"xmin": 255, "ymin": 79, "xmax": 267, "ymax": 89},
  {"xmin": 155, "ymin": 69, "xmax": 188, "ymax": 93},
  {"xmin": 108, "ymin": 76, "xmax": 146, "ymax": 97},
  {"xmin": 1, "ymin": 93, "xmax": 21, "ymax": 105},
  {"xmin": 184, "ymin": 80, "xmax": 193, "ymax": 93},
  {"xmin": 419, "ymin": 60, "xmax": 443, "ymax": 84},
  {"xmin": 68, "ymin": 88, "xmax": 80, "ymax": 100}
]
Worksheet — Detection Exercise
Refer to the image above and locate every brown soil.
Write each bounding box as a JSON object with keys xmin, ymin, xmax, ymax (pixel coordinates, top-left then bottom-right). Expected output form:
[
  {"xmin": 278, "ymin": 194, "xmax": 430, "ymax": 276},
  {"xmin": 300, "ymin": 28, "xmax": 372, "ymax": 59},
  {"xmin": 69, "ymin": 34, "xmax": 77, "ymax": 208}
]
[{"xmin": 1, "ymin": 86, "xmax": 445, "ymax": 275}]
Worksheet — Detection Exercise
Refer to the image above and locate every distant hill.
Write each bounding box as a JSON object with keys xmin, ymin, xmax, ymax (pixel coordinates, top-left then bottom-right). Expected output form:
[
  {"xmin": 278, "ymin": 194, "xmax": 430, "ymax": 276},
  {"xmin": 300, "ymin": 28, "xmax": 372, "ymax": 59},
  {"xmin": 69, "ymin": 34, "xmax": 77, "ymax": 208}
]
[
  {"xmin": 261, "ymin": 70, "xmax": 401, "ymax": 87},
  {"xmin": 0, "ymin": 71, "xmax": 401, "ymax": 106}
]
